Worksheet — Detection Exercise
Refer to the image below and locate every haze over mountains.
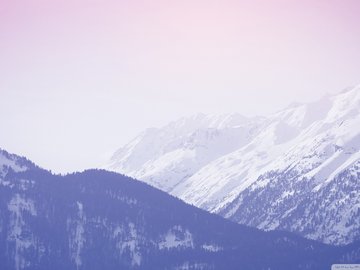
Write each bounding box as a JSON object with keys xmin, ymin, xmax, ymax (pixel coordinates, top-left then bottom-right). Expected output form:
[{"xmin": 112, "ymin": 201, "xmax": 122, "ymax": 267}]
[
  {"xmin": 2, "ymin": 149, "xmax": 360, "ymax": 269},
  {"xmin": 1, "ymin": 85, "xmax": 359, "ymax": 269},
  {"xmin": 105, "ymin": 85, "xmax": 360, "ymax": 245}
]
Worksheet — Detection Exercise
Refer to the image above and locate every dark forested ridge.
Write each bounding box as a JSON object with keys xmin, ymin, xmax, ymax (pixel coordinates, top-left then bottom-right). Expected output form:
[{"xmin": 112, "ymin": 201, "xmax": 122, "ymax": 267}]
[{"xmin": 0, "ymin": 149, "xmax": 359, "ymax": 269}]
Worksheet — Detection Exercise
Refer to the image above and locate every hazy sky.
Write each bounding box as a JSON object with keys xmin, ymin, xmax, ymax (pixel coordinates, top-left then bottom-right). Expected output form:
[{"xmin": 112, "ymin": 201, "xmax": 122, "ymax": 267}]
[{"xmin": 1, "ymin": 0, "xmax": 359, "ymax": 173}]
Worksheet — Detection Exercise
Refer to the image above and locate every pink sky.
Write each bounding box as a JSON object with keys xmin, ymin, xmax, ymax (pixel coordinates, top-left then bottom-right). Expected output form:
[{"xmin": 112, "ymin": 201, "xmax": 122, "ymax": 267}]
[{"xmin": 1, "ymin": 0, "xmax": 360, "ymax": 172}]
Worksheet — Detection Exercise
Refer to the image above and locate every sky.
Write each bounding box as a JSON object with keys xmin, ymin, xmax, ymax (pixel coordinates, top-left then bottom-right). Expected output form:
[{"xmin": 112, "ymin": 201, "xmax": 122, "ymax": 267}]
[{"xmin": 0, "ymin": 0, "xmax": 360, "ymax": 173}]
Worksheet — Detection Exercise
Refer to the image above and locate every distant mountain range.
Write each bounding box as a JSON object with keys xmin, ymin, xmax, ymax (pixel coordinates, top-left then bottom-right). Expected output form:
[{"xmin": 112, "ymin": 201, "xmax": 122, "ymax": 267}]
[
  {"xmin": 105, "ymin": 85, "xmax": 360, "ymax": 245},
  {"xmin": 1, "ymin": 149, "xmax": 360, "ymax": 269}
]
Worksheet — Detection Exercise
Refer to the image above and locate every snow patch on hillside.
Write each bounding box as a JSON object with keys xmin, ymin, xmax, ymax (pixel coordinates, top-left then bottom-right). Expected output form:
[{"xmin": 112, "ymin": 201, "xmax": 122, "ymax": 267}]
[
  {"xmin": 7, "ymin": 194, "xmax": 37, "ymax": 270},
  {"xmin": 159, "ymin": 226, "xmax": 194, "ymax": 250},
  {"xmin": 68, "ymin": 202, "xmax": 86, "ymax": 270}
]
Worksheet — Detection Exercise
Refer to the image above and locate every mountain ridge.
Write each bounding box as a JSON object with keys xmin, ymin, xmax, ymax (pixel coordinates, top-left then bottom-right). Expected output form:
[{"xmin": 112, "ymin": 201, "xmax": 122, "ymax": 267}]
[
  {"xmin": 105, "ymin": 85, "xmax": 360, "ymax": 245},
  {"xmin": 2, "ymin": 149, "xmax": 360, "ymax": 269}
]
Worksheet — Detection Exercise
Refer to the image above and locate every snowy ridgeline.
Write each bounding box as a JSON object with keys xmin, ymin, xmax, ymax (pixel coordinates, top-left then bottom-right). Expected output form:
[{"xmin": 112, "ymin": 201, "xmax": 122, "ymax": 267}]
[{"xmin": 105, "ymin": 85, "xmax": 360, "ymax": 245}]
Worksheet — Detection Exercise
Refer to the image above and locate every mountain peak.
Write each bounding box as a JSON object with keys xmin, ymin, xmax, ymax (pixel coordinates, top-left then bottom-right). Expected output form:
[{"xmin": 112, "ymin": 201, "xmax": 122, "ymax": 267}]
[{"xmin": 104, "ymin": 85, "xmax": 360, "ymax": 245}]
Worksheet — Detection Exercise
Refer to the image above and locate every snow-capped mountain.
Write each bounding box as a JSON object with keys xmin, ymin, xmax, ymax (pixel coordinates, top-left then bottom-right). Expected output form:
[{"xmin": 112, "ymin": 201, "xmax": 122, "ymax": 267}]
[
  {"xmin": 3, "ymin": 149, "xmax": 359, "ymax": 269},
  {"xmin": 107, "ymin": 113, "xmax": 266, "ymax": 192},
  {"xmin": 105, "ymin": 85, "xmax": 360, "ymax": 245}
]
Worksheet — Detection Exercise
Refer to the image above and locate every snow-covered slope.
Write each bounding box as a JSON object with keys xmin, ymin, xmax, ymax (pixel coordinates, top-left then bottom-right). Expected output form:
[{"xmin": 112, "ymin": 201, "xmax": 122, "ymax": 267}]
[
  {"xmin": 219, "ymin": 87, "xmax": 360, "ymax": 245},
  {"xmin": 105, "ymin": 85, "xmax": 360, "ymax": 245},
  {"xmin": 107, "ymin": 113, "xmax": 266, "ymax": 192}
]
